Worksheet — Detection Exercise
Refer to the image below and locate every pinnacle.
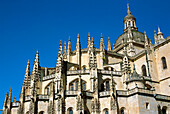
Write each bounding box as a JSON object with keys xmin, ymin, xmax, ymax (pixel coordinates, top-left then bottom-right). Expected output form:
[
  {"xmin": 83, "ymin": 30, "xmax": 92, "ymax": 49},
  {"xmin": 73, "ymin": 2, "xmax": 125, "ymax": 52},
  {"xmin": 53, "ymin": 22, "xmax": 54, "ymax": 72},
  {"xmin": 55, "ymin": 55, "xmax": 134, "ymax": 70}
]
[
  {"xmin": 68, "ymin": 36, "xmax": 71, "ymax": 41},
  {"xmin": 88, "ymin": 33, "xmax": 90, "ymax": 37},
  {"xmin": 127, "ymin": 3, "xmax": 131, "ymax": 15}
]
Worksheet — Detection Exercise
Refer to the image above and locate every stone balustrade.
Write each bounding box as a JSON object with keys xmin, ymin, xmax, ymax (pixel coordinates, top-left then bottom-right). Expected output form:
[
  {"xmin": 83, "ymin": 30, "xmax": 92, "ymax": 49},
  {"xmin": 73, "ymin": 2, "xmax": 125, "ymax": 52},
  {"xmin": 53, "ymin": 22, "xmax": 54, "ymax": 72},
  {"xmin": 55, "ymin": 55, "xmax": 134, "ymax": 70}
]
[
  {"xmin": 99, "ymin": 91, "xmax": 110, "ymax": 97},
  {"xmin": 43, "ymin": 74, "xmax": 55, "ymax": 80},
  {"xmin": 38, "ymin": 94, "xmax": 49, "ymax": 100},
  {"xmin": 66, "ymin": 90, "xmax": 78, "ymax": 95},
  {"xmin": 97, "ymin": 70, "xmax": 122, "ymax": 76},
  {"xmin": 67, "ymin": 70, "xmax": 90, "ymax": 75}
]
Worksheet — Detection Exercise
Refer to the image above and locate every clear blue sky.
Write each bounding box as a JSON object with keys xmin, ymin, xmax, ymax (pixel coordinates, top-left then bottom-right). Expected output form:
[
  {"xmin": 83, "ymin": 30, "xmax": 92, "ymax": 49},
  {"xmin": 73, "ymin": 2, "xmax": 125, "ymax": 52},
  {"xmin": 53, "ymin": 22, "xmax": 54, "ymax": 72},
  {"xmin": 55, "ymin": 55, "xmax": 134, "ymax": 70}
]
[{"xmin": 0, "ymin": 0, "xmax": 170, "ymax": 110}]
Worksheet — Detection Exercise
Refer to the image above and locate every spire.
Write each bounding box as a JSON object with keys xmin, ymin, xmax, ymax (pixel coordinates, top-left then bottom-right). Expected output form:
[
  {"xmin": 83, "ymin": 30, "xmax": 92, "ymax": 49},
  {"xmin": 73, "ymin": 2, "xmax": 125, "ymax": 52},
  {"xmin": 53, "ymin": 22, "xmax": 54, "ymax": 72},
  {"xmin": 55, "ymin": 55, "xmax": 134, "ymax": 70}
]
[
  {"xmin": 76, "ymin": 33, "xmax": 81, "ymax": 51},
  {"xmin": 67, "ymin": 36, "xmax": 72, "ymax": 53},
  {"xmin": 63, "ymin": 41, "xmax": 67, "ymax": 60},
  {"xmin": 127, "ymin": 3, "xmax": 131, "ymax": 15},
  {"xmin": 87, "ymin": 33, "xmax": 91, "ymax": 49},
  {"xmin": 107, "ymin": 37, "xmax": 111, "ymax": 51},
  {"xmin": 100, "ymin": 33, "xmax": 105, "ymax": 51},
  {"xmin": 24, "ymin": 60, "xmax": 30, "ymax": 88}
]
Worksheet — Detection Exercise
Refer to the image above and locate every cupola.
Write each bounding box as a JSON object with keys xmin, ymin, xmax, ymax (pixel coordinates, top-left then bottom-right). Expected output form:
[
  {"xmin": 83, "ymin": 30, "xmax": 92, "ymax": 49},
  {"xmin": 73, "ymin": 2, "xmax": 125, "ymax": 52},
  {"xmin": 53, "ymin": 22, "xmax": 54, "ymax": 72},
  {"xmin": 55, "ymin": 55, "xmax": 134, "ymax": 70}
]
[{"xmin": 123, "ymin": 4, "xmax": 138, "ymax": 32}]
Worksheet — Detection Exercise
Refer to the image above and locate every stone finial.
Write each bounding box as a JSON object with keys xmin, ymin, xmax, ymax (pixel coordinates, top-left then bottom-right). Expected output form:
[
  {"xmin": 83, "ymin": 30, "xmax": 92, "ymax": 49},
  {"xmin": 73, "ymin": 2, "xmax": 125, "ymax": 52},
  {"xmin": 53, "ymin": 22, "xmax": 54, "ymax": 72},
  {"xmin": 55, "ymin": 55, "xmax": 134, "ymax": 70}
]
[{"xmin": 107, "ymin": 37, "xmax": 111, "ymax": 51}]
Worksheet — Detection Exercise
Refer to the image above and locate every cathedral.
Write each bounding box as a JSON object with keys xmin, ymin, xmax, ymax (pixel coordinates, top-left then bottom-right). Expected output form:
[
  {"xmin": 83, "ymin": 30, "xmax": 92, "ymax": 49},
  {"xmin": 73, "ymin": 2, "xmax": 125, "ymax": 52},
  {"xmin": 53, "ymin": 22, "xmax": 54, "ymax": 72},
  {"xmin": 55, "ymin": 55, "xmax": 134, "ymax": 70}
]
[{"xmin": 2, "ymin": 4, "xmax": 170, "ymax": 114}]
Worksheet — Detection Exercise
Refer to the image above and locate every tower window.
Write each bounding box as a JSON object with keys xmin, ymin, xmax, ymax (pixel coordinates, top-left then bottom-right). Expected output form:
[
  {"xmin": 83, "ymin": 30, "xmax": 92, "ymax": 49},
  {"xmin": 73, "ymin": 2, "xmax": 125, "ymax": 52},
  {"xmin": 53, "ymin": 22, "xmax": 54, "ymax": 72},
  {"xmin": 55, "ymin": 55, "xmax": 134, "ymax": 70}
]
[
  {"xmin": 128, "ymin": 21, "xmax": 131, "ymax": 26},
  {"xmin": 161, "ymin": 57, "xmax": 167, "ymax": 69},
  {"xmin": 69, "ymin": 109, "xmax": 73, "ymax": 114},
  {"xmin": 105, "ymin": 110, "xmax": 109, "ymax": 114},
  {"xmin": 142, "ymin": 65, "xmax": 147, "ymax": 76}
]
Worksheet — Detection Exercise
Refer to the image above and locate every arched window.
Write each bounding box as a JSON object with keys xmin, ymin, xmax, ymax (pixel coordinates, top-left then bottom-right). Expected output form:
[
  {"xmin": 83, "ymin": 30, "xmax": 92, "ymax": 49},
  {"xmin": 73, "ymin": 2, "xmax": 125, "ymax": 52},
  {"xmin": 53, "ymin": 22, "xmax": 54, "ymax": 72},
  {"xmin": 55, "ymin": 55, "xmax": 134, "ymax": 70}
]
[
  {"xmin": 120, "ymin": 107, "xmax": 126, "ymax": 114},
  {"xmin": 142, "ymin": 65, "xmax": 147, "ymax": 76},
  {"xmin": 161, "ymin": 57, "xmax": 167, "ymax": 69},
  {"xmin": 69, "ymin": 79, "xmax": 86, "ymax": 91},
  {"xmin": 26, "ymin": 111, "xmax": 29, "ymax": 114}
]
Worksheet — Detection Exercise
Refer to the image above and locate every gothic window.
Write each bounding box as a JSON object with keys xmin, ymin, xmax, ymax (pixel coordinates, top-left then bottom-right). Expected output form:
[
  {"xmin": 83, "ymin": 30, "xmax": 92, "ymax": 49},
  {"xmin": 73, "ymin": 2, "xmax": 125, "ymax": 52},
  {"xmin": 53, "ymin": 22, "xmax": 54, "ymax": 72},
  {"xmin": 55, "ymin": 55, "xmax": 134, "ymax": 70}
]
[
  {"xmin": 161, "ymin": 57, "xmax": 167, "ymax": 69},
  {"xmin": 106, "ymin": 81, "xmax": 110, "ymax": 91},
  {"xmin": 69, "ymin": 79, "xmax": 86, "ymax": 91},
  {"xmin": 142, "ymin": 65, "xmax": 147, "ymax": 76},
  {"xmin": 26, "ymin": 111, "xmax": 29, "ymax": 114}
]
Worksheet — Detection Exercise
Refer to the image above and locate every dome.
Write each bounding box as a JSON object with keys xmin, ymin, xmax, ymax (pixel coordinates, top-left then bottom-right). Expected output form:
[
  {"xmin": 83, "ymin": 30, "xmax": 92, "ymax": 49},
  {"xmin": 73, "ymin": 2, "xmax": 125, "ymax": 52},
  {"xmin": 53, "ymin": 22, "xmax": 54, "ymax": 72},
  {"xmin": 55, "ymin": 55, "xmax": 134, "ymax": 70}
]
[{"xmin": 114, "ymin": 30, "xmax": 145, "ymax": 47}]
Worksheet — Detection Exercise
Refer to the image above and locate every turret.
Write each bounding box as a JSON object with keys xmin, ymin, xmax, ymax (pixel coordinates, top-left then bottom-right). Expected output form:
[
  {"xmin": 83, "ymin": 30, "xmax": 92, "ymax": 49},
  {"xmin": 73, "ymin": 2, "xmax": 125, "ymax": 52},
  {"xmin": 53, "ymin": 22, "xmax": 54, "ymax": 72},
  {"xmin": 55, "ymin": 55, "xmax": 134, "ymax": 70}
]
[
  {"xmin": 107, "ymin": 37, "xmax": 111, "ymax": 51},
  {"xmin": 124, "ymin": 4, "xmax": 137, "ymax": 32}
]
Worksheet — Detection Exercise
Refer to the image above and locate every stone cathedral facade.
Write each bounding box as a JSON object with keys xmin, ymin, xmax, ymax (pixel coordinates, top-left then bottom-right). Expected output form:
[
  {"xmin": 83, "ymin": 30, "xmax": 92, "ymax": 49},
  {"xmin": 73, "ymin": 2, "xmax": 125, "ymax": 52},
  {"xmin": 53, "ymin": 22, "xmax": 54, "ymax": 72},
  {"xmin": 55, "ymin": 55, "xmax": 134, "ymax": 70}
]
[{"xmin": 2, "ymin": 5, "xmax": 170, "ymax": 114}]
